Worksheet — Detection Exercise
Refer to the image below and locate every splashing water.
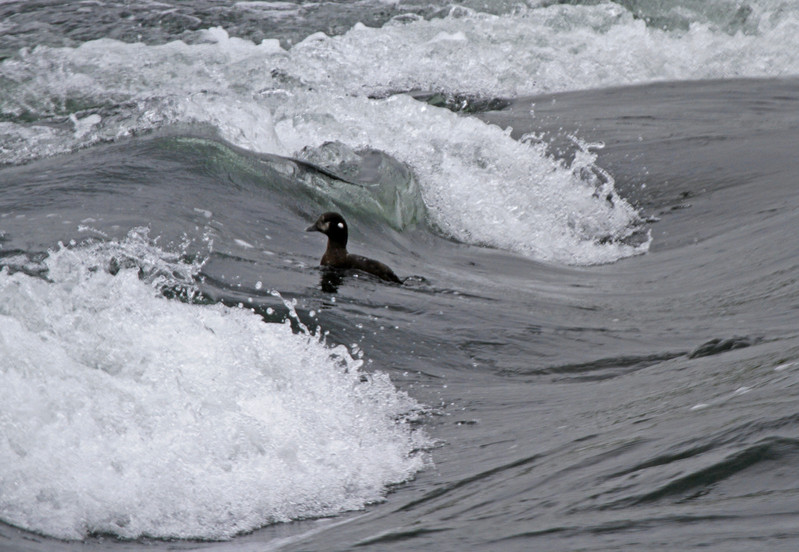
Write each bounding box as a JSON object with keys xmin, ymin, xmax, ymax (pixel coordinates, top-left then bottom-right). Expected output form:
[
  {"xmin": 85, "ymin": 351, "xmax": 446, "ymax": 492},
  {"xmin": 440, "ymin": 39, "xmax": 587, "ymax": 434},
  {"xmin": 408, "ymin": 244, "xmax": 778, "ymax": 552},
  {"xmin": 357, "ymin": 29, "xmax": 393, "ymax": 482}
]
[{"xmin": 0, "ymin": 229, "xmax": 429, "ymax": 540}]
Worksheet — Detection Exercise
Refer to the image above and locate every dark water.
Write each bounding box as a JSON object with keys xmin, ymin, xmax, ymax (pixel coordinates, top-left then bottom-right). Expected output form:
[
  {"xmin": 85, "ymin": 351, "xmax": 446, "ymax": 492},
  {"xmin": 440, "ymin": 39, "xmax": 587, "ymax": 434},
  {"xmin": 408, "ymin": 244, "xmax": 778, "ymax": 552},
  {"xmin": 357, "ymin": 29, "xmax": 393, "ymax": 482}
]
[{"xmin": 2, "ymin": 1, "xmax": 799, "ymax": 551}]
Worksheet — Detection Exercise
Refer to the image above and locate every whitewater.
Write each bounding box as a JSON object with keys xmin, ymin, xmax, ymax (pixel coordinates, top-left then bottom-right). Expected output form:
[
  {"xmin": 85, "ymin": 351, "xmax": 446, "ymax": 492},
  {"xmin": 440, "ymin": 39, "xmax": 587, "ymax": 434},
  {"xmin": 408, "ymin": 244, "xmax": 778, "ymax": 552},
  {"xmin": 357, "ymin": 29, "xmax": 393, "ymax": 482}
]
[{"xmin": 2, "ymin": 1, "xmax": 799, "ymax": 550}]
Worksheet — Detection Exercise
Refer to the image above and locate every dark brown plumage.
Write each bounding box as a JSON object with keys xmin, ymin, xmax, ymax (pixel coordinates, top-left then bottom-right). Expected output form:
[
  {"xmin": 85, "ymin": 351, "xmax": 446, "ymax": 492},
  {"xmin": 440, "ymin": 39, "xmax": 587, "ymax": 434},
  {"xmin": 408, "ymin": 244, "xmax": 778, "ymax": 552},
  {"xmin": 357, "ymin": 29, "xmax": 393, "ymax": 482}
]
[{"xmin": 306, "ymin": 212, "xmax": 401, "ymax": 284}]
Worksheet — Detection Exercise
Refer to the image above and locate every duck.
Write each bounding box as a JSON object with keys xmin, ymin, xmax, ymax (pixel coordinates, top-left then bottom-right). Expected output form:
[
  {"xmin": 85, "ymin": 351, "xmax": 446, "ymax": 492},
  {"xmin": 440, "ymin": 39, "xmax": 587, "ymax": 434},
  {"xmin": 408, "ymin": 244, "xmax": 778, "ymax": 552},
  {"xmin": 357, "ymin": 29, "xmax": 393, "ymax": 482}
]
[{"xmin": 306, "ymin": 212, "xmax": 401, "ymax": 284}]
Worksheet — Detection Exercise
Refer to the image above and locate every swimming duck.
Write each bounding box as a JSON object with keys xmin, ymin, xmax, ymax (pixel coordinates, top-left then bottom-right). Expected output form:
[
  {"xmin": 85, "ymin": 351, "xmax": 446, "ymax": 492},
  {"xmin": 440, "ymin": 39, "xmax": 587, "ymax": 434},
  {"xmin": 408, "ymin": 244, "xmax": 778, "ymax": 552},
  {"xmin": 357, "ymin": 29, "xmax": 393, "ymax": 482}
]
[{"xmin": 306, "ymin": 212, "xmax": 401, "ymax": 284}]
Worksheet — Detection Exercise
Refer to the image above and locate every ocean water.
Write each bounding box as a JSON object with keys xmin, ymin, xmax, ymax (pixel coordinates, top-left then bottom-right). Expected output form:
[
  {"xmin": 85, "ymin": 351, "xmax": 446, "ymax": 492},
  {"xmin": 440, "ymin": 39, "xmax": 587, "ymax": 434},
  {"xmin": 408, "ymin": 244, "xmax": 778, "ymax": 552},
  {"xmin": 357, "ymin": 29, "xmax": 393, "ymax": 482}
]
[{"xmin": 1, "ymin": 1, "xmax": 799, "ymax": 550}]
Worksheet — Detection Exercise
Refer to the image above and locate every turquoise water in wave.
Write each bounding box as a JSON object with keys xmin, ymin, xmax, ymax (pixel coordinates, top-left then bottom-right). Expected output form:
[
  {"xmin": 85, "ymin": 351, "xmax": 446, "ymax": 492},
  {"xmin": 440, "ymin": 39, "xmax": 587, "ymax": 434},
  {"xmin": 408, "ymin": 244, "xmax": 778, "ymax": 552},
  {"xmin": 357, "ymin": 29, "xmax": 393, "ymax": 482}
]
[{"xmin": 2, "ymin": 2, "xmax": 799, "ymax": 550}]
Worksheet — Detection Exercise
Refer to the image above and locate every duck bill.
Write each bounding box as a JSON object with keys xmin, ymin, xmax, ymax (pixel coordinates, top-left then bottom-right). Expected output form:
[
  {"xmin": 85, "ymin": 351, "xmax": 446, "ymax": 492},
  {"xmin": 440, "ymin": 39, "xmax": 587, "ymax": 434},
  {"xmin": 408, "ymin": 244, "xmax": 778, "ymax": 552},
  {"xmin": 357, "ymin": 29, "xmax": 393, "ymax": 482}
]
[{"xmin": 306, "ymin": 223, "xmax": 318, "ymax": 232}]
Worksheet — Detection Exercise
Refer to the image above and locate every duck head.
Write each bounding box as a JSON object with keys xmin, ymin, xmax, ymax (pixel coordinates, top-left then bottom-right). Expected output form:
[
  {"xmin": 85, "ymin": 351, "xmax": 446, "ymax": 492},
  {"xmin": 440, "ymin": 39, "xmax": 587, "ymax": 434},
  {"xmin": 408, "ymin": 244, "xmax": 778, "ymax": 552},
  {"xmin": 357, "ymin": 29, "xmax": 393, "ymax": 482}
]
[{"xmin": 306, "ymin": 212, "xmax": 348, "ymax": 248}]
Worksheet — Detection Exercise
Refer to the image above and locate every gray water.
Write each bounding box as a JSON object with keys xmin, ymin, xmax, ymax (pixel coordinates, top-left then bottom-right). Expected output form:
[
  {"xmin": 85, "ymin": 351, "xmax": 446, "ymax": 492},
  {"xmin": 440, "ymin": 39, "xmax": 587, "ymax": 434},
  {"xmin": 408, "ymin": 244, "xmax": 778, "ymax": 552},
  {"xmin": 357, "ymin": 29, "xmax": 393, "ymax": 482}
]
[{"xmin": 2, "ymin": 1, "xmax": 799, "ymax": 551}]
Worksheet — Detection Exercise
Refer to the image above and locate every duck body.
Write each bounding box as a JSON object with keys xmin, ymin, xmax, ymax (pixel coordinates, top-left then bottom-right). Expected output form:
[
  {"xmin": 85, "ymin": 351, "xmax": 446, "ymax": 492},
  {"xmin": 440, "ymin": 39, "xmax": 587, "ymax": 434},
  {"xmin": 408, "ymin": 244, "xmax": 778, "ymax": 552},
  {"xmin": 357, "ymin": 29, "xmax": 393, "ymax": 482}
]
[{"xmin": 307, "ymin": 212, "xmax": 401, "ymax": 284}]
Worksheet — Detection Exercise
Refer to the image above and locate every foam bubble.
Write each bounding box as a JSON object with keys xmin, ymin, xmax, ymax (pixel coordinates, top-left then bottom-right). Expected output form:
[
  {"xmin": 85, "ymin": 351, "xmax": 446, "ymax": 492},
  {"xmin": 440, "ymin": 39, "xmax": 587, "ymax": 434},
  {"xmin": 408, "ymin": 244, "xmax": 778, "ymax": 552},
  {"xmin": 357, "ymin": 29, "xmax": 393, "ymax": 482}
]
[{"xmin": 0, "ymin": 231, "xmax": 428, "ymax": 540}]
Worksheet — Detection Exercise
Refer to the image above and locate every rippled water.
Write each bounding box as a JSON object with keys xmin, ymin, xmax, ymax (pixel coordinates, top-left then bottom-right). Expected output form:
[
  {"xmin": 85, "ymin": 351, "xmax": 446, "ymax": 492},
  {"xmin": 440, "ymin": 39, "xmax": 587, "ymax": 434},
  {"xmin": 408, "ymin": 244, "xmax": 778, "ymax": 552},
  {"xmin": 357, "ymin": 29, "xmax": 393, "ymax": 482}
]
[{"xmin": 2, "ymin": 1, "xmax": 799, "ymax": 550}]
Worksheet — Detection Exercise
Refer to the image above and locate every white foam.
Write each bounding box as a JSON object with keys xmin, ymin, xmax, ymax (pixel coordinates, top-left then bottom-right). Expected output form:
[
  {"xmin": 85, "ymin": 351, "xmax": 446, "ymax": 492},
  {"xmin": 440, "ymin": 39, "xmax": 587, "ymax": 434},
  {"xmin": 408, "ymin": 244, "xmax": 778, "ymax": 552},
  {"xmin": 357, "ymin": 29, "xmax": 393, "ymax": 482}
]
[
  {"xmin": 0, "ymin": 231, "xmax": 428, "ymax": 540},
  {"xmin": 281, "ymin": 3, "xmax": 799, "ymax": 97},
  {"xmin": 4, "ymin": 4, "xmax": 799, "ymax": 261},
  {"xmin": 69, "ymin": 113, "xmax": 101, "ymax": 138},
  {"xmin": 275, "ymin": 93, "xmax": 647, "ymax": 264}
]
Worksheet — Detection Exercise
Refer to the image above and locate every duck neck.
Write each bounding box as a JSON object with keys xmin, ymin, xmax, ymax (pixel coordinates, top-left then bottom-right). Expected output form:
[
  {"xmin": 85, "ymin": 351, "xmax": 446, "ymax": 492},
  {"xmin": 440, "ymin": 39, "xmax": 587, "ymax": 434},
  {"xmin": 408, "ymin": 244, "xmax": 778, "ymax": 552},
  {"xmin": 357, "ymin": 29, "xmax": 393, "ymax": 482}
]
[{"xmin": 322, "ymin": 238, "xmax": 348, "ymax": 265}]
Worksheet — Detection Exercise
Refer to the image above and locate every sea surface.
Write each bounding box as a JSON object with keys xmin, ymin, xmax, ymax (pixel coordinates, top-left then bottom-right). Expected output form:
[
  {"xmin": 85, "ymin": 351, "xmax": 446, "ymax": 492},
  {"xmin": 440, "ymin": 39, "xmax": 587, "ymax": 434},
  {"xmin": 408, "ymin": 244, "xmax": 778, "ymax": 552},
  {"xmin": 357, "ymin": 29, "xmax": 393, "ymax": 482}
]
[{"xmin": 1, "ymin": 1, "xmax": 799, "ymax": 550}]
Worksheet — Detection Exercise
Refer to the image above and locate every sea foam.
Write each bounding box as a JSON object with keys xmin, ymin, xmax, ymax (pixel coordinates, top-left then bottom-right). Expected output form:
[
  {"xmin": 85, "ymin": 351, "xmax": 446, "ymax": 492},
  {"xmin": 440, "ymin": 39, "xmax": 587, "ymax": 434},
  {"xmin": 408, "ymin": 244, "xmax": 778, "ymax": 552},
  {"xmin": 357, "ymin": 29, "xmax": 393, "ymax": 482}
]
[
  {"xmin": 3, "ymin": 3, "xmax": 797, "ymax": 262},
  {"xmin": 0, "ymin": 231, "xmax": 427, "ymax": 540}
]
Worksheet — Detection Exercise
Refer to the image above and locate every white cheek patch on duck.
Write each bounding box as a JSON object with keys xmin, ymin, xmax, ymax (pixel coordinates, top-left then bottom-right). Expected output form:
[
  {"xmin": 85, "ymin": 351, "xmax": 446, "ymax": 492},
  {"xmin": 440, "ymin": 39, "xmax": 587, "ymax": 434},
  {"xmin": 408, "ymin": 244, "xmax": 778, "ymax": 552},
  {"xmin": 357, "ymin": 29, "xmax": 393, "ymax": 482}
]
[{"xmin": 337, "ymin": 222, "xmax": 344, "ymax": 229}]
